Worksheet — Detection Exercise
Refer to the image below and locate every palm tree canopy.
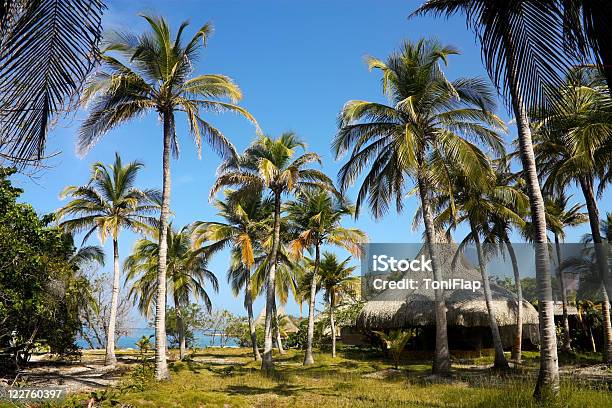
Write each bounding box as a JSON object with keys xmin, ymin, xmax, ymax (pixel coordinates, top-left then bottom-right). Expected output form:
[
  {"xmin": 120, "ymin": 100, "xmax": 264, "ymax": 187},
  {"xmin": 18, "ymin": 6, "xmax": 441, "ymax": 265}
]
[
  {"xmin": 57, "ymin": 152, "xmax": 160, "ymax": 244},
  {"xmin": 286, "ymin": 188, "xmax": 367, "ymax": 258},
  {"xmin": 333, "ymin": 38, "xmax": 506, "ymax": 219},
  {"xmin": 299, "ymin": 252, "xmax": 359, "ymax": 304},
  {"xmin": 211, "ymin": 132, "xmax": 334, "ymax": 199},
  {"xmin": 0, "ymin": 0, "xmax": 104, "ymax": 164},
  {"xmin": 412, "ymin": 1, "xmax": 576, "ymax": 111},
  {"xmin": 125, "ymin": 225, "xmax": 219, "ymax": 317},
  {"xmin": 544, "ymin": 193, "xmax": 588, "ymax": 238},
  {"xmin": 78, "ymin": 14, "xmax": 258, "ymax": 159},
  {"xmin": 533, "ymin": 68, "xmax": 612, "ymax": 196}
]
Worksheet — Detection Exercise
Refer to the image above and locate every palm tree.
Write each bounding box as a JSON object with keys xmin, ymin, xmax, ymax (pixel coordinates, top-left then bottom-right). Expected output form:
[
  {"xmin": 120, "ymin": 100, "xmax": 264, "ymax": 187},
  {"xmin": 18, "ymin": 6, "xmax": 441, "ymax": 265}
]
[
  {"xmin": 413, "ymin": 2, "xmax": 567, "ymax": 396},
  {"xmin": 125, "ymin": 225, "xmax": 218, "ymax": 360},
  {"xmin": 434, "ymin": 167, "xmax": 527, "ymax": 369},
  {"xmin": 545, "ymin": 193, "xmax": 588, "ymax": 353},
  {"xmin": 333, "ymin": 38, "xmax": 506, "ymax": 375},
  {"xmin": 533, "ymin": 68, "xmax": 612, "ymax": 363},
  {"xmin": 316, "ymin": 252, "xmax": 359, "ymax": 358},
  {"xmin": 0, "ymin": 0, "xmax": 103, "ymax": 164},
  {"xmin": 211, "ymin": 133, "xmax": 333, "ymax": 372},
  {"xmin": 78, "ymin": 15, "xmax": 258, "ymax": 380},
  {"xmin": 191, "ymin": 189, "xmax": 272, "ymax": 361},
  {"xmin": 57, "ymin": 153, "xmax": 158, "ymax": 365},
  {"xmin": 286, "ymin": 189, "xmax": 366, "ymax": 365}
]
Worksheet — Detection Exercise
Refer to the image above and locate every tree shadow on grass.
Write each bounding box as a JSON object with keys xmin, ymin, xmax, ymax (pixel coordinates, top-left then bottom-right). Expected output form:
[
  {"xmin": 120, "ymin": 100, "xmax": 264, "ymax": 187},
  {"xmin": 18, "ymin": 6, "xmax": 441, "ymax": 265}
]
[{"xmin": 225, "ymin": 383, "xmax": 316, "ymax": 397}]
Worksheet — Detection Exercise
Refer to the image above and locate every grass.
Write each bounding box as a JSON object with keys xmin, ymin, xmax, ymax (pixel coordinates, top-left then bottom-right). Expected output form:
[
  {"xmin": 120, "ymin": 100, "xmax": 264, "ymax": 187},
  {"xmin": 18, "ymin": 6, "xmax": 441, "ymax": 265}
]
[{"xmin": 42, "ymin": 347, "xmax": 611, "ymax": 408}]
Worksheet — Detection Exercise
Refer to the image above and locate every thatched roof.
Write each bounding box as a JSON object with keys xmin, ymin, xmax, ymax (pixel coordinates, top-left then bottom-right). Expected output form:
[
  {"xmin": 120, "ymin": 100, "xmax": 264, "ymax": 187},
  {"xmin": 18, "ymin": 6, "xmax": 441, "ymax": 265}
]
[
  {"xmin": 357, "ymin": 238, "xmax": 540, "ymax": 331},
  {"xmin": 255, "ymin": 305, "xmax": 299, "ymax": 333},
  {"xmin": 553, "ymin": 301, "xmax": 578, "ymax": 316}
]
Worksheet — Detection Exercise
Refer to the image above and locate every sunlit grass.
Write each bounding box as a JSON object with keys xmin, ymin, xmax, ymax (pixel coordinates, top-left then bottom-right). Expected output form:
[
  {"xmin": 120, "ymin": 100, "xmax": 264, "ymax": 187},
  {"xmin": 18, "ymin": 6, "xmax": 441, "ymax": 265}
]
[{"xmin": 48, "ymin": 347, "xmax": 612, "ymax": 407}]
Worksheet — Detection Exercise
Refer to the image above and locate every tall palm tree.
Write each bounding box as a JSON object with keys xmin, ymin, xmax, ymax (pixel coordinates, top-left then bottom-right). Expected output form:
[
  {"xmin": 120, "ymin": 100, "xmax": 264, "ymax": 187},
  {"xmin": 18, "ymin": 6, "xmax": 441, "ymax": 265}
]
[
  {"xmin": 434, "ymin": 167, "xmax": 527, "ymax": 369},
  {"xmin": 211, "ymin": 133, "xmax": 332, "ymax": 372},
  {"xmin": 545, "ymin": 193, "xmax": 588, "ymax": 353},
  {"xmin": 285, "ymin": 188, "xmax": 366, "ymax": 365},
  {"xmin": 0, "ymin": 0, "xmax": 104, "ymax": 164},
  {"xmin": 333, "ymin": 38, "xmax": 505, "ymax": 375},
  {"xmin": 191, "ymin": 189, "xmax": 272, "ymax": 361},
  {"xmin": 57, "ymin": 153, "xmax": 159, "ymax": 365},
  {"xmin": 533, "ymin": 68, "xmax": 612, "ymax": 363},
  {"xmin": 78, "ymin": 15, "xmax": 257, "ymax": 380},
  {"xmin": 316, "ymin": 252, "xmax": 359, "ymax": 358},
  {"xmin": 413, "ymin": 2, "xmax": 568, "ymax": 396},
  {"xmin": 125, "ymin": 225, "xmax": 218, "ymax": 360}
]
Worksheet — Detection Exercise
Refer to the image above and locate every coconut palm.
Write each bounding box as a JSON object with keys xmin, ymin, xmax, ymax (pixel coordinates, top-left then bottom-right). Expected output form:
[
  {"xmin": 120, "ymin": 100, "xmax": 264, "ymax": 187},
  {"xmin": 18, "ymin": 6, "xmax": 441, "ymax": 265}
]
[
  {"xmin": 413, "ymin": 2, "xmax": 568, "ymax": 396},
  {"xmin": 285, "ymin": 189, "xmax": 366, "ymax": 365},
  {"xmin": 78, "ymin": 15, "xmax": 258, "ymax": 379},
  {"xmin": 211, "ymin": 133, "xmax": 333, "ymax": 372},
  {"xmin": 125, "ymin": 225, "xmax": 218, "ymax": 360},
  {"xmin": 57, "ymin": 153, "xmax": 159, "ymax": 365},
  {"xmin": 545, "ymin": 193, "xmax": 588, "ymax": 352},
  {"xmin": 0, "ymin": 0, "xmax": 103, "ymax": 164},
  {"xmin": 316, "ymin": 252, "xmax": 359, "ymax": 358},
  {"xmin": 191, "ymin": 189, "xmax": 272, "ymax": 361},
  {"xmin": 434, "ymin": 166, "xmax": 527, "ymax": 369},
  {"xmin": 534, "ymin": 68, "xmax": 612, "ymax": 363},
  {"xmin": 333, "ymin": 38, "xmax": 506, "ymax": 375}
]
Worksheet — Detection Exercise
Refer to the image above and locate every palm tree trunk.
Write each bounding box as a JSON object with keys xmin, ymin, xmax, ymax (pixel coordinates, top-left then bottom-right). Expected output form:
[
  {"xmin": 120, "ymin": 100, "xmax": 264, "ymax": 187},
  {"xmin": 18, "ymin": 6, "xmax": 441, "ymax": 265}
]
[
  {"xmin": 105, "ymin": 238, "xmax": 120, "ymax": 366},
  {"xmin": 272, "ymin": 299, "xmax": 286, "ymax": 354},
  {"xmin": 304, "ymin": 243, "xmax": 320, "ymax": 365},
  {"xmin": 503, "ymin": 30, "xmax": 558, "ymax": 399},
  {"xmin": 417, "ymin": 175, "xmax": 450, "ymax": 375},
  {"xmin": 245, "ymin": 285, "xmax": 261, "ymax": 361},
  {"xmin": 154, "ymin": 110, "xmax": 173, "ymax": 381},
  {"xmin": 554, "ymin": 234, "xmax": 572, "ymax": 353},
  {"xmin": 175, "ymin": 294, "xmax": 186, "ymax": 360},
  {"xmin": 506, "ymin": 240, "xmax": 523, "ymax": 363},
  {"xmin": 578, "ymin": 175, "xmax": 612, "ymax": 363},
  {"xmin": 262, "ymin": 190, "xmax": 282, "ymax": 373},
  {"xmin": 472, "ymin": 221, "xmax": 509, "ymax": 369},
  {"xmin": 330, "ymin": 292, "xmax": 337, "ymax": 358}
]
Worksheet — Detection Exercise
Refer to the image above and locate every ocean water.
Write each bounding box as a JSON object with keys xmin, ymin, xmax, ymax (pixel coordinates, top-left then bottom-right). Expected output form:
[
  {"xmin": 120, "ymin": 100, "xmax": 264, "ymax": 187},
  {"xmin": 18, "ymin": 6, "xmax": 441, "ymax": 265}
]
[{"xmin": 77, "ymin": 327, "xmax": 238, "ymax": 349}]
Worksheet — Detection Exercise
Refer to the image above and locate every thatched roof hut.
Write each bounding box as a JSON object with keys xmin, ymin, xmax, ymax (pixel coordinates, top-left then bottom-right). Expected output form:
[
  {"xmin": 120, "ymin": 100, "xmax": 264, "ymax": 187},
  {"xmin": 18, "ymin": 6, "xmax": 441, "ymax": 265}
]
[
  {"xmin": 255, "ymin": 305, "xmax": 299, "ymax": 334},
  {"xmin": 356, "ymin": 239, "xmax": 540, "ymax": 348}
]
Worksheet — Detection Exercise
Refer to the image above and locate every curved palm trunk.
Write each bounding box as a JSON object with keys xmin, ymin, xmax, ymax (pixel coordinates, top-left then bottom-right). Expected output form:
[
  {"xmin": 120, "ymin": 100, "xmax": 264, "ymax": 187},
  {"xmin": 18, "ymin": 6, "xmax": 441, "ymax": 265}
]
[
  {"xmin": 174, "ymin": 294, "xmax": 186, "ymax": 360},
  {"xmin": 105, "ymin": 238, "xmax": 120, "ymax": 366},
  {"xmin": 262, "ymin": 191, "xmax": 282, "ymax": 373},
  {"xmin": 330, "ymin": 291, "xmax": 337, "ymax": 358},
  {"xmin": 417, "ymin": 176, "xmax": 450, "ymax": 375},
  {"xmin": 245, "ymin": 285, "xmax": 261, "ymax": 361},
  {"xmin": 154, "ymin": 111, "xmax": 173, "ymax": 381},
  {"xmin": 578, "ymin": 176, "xmax": 612, "ymax": 363},
  {"xmin": 554, "ymin": 234, "xmax": 572, "ymax": 353},
  {"xmin": 272, "ymin": 299, "xmax": 286, "ymax": 354},
  {"xmin": 503, "ymin": 31, "xmax": 558, "ymax": 399},
  {"xmin": 304, "ymin": 243, "xmax": 320, "ymax": 365},
  {"xmin": 506, "ymin": 240, "xmax": 523, "ymax": 363},
  {"xmin": 471, "ymin": 222, "xmax": 509, "ymax": 369}
]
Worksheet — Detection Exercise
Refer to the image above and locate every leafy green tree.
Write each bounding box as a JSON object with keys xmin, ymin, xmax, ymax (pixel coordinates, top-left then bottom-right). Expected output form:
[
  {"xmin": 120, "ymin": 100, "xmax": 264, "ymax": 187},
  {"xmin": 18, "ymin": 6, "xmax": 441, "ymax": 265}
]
[
  {"xmin": 333, "ymin": 38, "xmax": 505, "ymax": 375},
  {"xmin": 286, "ymin": 189, "xmax": 365, "ymax": 364},
  {"xmin": 192, "ymin": 189, "xmax": 272, "ymax": 361},
  {"xmin": 413, "ymin": 2, "xmax": 570, "ymax": 396},
  {"xmin": 57, "ymin": 153, "xmax": 158, "ymax": 365},
  {"xmin": 0, "ymin": 168, "xmax": 89, "ymax": 370},
  {"xmin": 78, "ymin": 15, "xmax": 257, "ymax": 380},
  {"xmin": 211, "ymin": 133, "xmax": 332, "ymax": 372},
  {"xmin": 125, "ymin": 225, "xmax": 218, "ymax": 359}
]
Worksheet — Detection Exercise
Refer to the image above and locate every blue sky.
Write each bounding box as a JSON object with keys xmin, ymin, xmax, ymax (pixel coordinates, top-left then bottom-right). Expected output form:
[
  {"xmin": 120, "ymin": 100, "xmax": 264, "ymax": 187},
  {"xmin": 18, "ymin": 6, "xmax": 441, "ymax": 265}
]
[{"xmin": 12, "ymin": 0, "xmax": 612, "ymax": 323}]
